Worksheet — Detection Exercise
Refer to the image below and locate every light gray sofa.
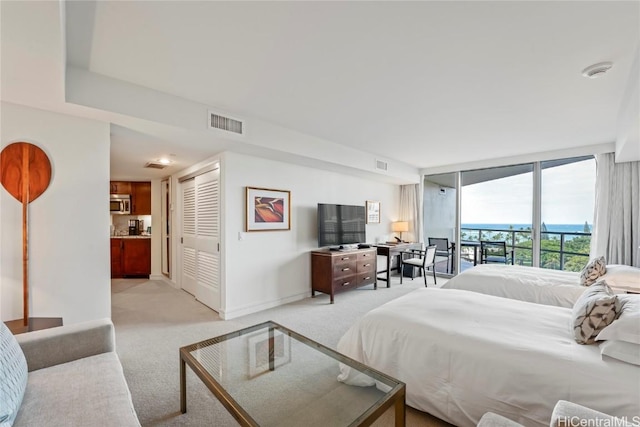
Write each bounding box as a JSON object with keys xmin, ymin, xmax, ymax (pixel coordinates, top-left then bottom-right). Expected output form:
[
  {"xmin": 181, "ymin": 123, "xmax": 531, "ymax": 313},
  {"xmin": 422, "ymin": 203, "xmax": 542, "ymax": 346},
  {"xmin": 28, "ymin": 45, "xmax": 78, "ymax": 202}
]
[
  {"xmin": 1, "ymin": 318, "xmax": 140, "ymax": 427},
  {"xmin": 477, "ymin": 400, "xmax": 634, "ymax": 427}
]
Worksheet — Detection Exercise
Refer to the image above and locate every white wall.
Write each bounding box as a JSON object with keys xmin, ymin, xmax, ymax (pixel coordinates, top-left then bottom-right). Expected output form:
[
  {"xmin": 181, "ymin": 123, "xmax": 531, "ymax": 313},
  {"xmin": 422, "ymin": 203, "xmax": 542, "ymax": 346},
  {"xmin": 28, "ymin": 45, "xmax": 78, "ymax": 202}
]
[
  {"xmin": 1, "ymin": 102, "xmax": 111, "ymax": 323},
  {"xmin": 220, "ymin": 152, "xmax": 399, "ymax": 318}
]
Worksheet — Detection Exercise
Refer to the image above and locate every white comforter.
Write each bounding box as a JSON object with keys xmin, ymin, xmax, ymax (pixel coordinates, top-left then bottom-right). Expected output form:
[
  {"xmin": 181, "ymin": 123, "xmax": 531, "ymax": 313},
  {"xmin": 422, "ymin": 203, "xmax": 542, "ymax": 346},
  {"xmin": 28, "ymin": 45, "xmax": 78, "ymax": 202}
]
[
  {"xmin": 337, "ymin": 288, "xmax": 640, "ymax": 427},
  {"xmin": 441, "ymin": 264, "xmax": 584, "ymax": 307}
]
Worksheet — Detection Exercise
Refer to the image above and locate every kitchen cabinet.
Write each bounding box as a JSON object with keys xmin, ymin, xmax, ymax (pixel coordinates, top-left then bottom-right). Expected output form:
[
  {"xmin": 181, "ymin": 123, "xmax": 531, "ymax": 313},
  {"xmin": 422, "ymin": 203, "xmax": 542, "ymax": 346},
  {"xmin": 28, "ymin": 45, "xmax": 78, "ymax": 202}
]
[
  {"xmin": 131, "ymin": 182, "xmax": 151, "ymax": 215},
  {"xmin": 111, "ymin": 238, "xmax": 151, "ymax": 278},
  {"xmin": 110, "ymin": 181, "xmax": 131, "ymax": 194},
  {"xmin": 110, "ymin": 239, "xmax": 123, "ymax": 278}
]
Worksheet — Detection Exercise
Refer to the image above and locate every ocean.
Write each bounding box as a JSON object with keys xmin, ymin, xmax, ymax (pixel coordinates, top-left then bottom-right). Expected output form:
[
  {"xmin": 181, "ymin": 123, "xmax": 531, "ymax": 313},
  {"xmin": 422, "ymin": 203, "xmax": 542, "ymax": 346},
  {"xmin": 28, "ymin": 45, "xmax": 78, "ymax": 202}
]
[{"xmin": 461, "ymin": 223, "xmax": 591, "ymax": 233}]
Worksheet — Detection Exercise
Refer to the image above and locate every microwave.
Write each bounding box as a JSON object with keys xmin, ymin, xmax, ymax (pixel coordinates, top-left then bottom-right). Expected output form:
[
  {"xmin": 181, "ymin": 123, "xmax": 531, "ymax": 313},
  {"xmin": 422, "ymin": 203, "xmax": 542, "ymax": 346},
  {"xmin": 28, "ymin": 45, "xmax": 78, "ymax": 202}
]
[{"xmin": 110, "ymin": 194, "xmax": 131, "ymax": 214}]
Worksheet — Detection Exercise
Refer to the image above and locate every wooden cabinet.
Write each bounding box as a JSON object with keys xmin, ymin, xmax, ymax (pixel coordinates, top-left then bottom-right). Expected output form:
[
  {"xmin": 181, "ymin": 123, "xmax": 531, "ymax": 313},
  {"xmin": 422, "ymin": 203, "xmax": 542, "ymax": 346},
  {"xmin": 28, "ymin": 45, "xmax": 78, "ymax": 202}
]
[
  {"xmin": 110, "ymin": 181, "xmax": 131, "ymax": 194},
  {"xmin": 131, "ymin": 182, "xmax": 151, "ymax": 215},
  {"xmin": 110, "ymin": 238, "xmax": 123, "ymax": 278},
  {"xmin": 311, "ymin": 248, "xmax": 377, "ymax": 303},
  {"xmin": 109, "ymin": 181, "xmax": 151, "ymax": 215},
  {"xmin": 111, "ymin": 238, "xmax": 151, "ymax": 278}
]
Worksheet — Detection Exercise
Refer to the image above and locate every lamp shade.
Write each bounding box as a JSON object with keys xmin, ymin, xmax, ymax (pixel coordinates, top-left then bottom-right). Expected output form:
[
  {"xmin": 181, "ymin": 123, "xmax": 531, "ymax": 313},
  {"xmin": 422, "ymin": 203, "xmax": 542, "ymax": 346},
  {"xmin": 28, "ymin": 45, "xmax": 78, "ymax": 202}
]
[{"xmin": 391, "ymin": 221, "xmax": 409, "ymax": 232}]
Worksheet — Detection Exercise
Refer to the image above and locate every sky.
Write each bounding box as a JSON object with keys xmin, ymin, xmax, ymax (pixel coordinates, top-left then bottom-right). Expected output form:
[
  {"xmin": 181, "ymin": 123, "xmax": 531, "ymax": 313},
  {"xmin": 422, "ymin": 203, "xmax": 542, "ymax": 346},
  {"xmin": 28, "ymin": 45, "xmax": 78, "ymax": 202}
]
[{"xmin": 461, "ymin": 159, "xmax": 596, "ymax": 225}]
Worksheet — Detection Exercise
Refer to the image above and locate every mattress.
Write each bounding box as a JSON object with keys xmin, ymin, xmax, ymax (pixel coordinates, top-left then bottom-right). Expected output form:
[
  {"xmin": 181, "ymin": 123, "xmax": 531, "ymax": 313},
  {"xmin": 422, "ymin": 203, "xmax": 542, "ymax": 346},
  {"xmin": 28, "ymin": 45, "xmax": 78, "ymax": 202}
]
[
  {"xmin": 441, "ymin": 264, "xmax": 585, "ymax": 307},
  {"xmin": 337, "ymin": 288, "xmax": 640, "ymax": 427}
]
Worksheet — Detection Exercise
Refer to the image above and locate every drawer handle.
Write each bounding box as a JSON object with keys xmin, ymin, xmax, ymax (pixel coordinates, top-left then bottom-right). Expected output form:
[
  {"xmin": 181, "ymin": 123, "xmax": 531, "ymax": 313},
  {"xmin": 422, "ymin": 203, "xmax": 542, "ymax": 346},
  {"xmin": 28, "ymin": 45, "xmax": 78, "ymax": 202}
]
[
  {"xmin": 363, "ymin": 254, "xmax": 369, "ymax": 257},
  {"xmin": 342, "ymin": 282, "xmax": 351, "ymax": 286},
  {"xmin": 363, "ymin": 276, "xmax": 371, "ymax": 280},
  {"xmin": 341, "ymin": 257, "xmax": 350, "ymax": 260},
  {"xmin": 342, "ymin": 267, "xmax": 350, "ymax": 271},
  {"xmin": 364, "ymin": 263, "xmax": 371, "ymax": 267}
]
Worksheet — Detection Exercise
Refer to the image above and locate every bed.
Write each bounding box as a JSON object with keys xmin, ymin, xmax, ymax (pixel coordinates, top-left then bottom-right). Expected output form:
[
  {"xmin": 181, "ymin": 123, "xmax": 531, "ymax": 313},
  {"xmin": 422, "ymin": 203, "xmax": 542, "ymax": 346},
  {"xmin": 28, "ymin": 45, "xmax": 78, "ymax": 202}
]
[
  {"xmin": 441, "ymin": 264, "xmax": 640, "ymax": 308},
  {"xmin": 440, "ymin": 264, "xmax": 586, "ymax": 307},
  {"xmin": 336, "ymin": 288, "xmax": 640, "ymax": 427}
]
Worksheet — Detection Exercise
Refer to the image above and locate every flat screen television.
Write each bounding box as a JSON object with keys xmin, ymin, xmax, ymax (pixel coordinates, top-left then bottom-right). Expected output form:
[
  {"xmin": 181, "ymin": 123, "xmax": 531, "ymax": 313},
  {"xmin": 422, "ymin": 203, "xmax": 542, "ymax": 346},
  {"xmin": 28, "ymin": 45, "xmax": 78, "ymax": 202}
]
[{"xmin": 317, "ymin": 203, "xmax": 366, "ymax": 247}]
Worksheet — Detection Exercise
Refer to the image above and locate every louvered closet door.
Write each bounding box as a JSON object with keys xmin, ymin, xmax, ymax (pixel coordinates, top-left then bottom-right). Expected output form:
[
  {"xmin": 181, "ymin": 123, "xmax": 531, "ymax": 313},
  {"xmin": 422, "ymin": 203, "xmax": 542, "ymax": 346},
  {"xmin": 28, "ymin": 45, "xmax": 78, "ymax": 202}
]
[
  {"xmin": 194, "ymin": 169, "xmax": 221, "ymax": 311},
  {"xmin": 181, "ymin": 179, "xmax": 197, "ymax": 295}
]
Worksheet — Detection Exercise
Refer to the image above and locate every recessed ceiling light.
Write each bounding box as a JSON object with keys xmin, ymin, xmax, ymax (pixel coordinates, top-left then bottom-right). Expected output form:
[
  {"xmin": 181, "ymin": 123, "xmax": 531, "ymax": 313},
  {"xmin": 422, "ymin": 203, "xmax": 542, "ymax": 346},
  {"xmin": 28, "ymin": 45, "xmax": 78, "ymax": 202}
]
[
  {"xmin": 158, "ymin": 158, "xmax": 172, "ymax": 165},
  {"xmin": 582, "ymin": 62, "xmax": 613, "ymax": 79}
]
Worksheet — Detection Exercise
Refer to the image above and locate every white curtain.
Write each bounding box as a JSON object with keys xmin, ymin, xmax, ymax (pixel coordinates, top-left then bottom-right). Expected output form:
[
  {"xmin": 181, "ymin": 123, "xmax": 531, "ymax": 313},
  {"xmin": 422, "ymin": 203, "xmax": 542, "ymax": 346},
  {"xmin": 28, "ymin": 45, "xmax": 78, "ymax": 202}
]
[
  {"xmin": 399, "ymin": 184, "xmax": 423, "ymax": 244},
  {"xmin": 591, "ymin": 153, "xmax": 640, "ymax": 266}
]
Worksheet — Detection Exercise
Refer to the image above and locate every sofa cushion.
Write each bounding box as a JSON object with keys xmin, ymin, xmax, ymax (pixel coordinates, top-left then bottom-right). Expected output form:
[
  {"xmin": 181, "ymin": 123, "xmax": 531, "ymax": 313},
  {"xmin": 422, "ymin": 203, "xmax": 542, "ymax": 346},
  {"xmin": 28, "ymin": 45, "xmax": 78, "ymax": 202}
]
[
  {"xmin": 13, "ymin": 352, "xmax": 140, "ymax": 427},
  {"xmin": 0, "ymin": 323, "xmax": 28, "ymax": 427}
]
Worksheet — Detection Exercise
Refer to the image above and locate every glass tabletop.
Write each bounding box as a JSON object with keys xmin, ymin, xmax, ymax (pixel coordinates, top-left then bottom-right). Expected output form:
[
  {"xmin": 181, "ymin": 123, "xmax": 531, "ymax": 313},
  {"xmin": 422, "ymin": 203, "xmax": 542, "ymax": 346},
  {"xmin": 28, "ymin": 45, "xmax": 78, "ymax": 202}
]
[{"xmin": 180, "ymin": 321, "xmax": 405, "ymax": 427}]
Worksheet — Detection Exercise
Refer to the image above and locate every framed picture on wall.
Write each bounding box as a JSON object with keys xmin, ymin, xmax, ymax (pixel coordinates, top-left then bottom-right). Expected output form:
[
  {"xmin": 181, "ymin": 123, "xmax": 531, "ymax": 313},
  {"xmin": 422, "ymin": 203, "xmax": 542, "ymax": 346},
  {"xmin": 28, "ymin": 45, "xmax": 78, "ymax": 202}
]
[
  {"xmin": 366, "ymin": 200, "xmax": 380, "ymax": 224},
  {"xmin": 245, "ymin": 187, "xmax": 291, "ymax": 231}
]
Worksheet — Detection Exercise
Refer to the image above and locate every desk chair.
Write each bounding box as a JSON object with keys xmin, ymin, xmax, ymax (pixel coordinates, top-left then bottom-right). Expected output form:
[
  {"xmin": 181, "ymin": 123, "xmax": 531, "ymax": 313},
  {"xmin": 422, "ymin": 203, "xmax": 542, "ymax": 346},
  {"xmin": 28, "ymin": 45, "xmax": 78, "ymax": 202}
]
[
  {"xmin": 400, "ymin": 245, "xmax": 437, "ymax": 286},
  {"xmin": 429, "ymin": 237, "xmax": 453, "ymax": 274},
  {"xmin": 480, "ymin": 241, "xmax": 514, "ymax": 265}
]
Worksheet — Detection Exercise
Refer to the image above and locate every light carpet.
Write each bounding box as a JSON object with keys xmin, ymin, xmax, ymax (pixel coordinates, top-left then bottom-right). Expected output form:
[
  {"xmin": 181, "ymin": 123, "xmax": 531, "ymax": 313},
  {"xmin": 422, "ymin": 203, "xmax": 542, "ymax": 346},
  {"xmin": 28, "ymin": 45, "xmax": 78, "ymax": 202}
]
[{"xmin": 111, "ymin": 275, "xmax": 454, "ymax": 427}]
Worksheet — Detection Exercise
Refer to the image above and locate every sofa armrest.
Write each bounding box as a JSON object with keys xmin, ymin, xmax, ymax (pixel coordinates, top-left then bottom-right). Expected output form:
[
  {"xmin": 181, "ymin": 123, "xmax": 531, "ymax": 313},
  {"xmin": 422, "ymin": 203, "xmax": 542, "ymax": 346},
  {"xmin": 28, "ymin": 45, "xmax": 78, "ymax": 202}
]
[
  {"xmin": 15, "ymin": 318, "xmax": 115, "ymax": 371},
  {"xmin": 477, "ymin": 412, "xmax": 524, "ymax": 427},
  {"xmin": 551, "ymin": 400, "xmax": 631, "ymax": 427}
]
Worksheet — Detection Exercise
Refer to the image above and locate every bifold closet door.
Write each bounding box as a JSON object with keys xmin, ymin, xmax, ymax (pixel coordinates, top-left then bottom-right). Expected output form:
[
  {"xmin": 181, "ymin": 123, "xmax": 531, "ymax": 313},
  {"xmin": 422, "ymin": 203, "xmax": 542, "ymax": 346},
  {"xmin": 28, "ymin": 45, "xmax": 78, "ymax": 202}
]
[{"xmin": 181, "ymin": 168, "xmax": 221, "ymax": 312}]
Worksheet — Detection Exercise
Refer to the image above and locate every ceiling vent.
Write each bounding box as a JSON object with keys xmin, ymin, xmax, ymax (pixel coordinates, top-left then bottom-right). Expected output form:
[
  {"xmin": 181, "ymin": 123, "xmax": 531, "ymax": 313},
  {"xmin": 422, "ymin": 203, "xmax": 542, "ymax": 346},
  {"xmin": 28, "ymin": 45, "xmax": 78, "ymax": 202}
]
[
  {"xmin": 209, "ymin": 110, "xmax": 244, "ymax": 135},
  {"xmin": 144, "ymin": 161, "xmax": 169, "ymax": 169},
  {"xmin": 375, "ymin": 160, "xmax": 388, "ymax": 171}
]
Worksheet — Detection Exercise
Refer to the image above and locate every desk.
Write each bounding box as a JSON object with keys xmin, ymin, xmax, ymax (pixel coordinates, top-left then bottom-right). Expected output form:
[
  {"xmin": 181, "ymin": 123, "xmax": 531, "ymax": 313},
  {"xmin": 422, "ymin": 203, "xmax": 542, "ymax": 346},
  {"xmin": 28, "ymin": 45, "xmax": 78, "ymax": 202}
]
[{"xmin": 375, "ymin": 243, "xmax": 422, "ymax": 286}]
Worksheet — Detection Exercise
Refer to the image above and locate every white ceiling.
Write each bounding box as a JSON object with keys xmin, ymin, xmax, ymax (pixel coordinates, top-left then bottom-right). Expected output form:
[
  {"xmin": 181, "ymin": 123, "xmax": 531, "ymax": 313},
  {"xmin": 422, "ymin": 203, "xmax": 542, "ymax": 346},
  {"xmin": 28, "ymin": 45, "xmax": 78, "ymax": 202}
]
[{"xmin": 3, "ymin": 1, "xmax": 640, "ymax": 180}]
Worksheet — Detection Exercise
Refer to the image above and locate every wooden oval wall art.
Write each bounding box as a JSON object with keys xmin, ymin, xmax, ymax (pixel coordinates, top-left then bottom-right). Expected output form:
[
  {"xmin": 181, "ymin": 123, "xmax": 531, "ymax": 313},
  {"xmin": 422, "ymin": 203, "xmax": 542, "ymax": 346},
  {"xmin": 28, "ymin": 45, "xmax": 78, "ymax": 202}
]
[{"xmin": 1, "ymin": 142, "xmax": 52, "ymax": 328}]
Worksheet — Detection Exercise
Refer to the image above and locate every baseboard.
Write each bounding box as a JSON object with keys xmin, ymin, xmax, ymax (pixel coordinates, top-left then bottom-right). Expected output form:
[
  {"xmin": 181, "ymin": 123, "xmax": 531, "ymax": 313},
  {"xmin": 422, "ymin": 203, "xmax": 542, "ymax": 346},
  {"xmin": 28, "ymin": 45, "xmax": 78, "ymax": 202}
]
[
  {"xmin": 221, "ymin": 291, "xmax": 309, "ymax": 320},
  {"xmin": 150, "ymin": 274, "xmax": 179, "ymax": 289}
]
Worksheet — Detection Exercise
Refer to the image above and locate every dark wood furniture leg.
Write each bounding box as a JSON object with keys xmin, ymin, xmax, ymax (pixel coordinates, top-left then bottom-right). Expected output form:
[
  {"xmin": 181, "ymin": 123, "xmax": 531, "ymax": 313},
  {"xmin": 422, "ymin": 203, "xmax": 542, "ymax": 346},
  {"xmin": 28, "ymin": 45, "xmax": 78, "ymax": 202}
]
[{"xmin": 180, "ymin": 356, "xmax": 187, "ymax": 413}]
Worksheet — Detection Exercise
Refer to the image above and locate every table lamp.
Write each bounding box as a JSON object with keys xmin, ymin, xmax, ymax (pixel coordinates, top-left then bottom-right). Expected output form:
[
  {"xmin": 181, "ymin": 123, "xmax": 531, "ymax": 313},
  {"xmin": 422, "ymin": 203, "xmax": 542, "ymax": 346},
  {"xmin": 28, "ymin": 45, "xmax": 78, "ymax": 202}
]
[{"xmin": 392, "ymin": 221, "xmax": 409, "ymax": 242}]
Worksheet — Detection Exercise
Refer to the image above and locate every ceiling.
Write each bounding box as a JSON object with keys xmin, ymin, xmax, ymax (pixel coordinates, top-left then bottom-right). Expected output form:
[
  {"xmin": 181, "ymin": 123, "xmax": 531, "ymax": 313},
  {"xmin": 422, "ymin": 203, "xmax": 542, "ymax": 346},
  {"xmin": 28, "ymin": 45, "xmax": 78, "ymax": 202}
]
[{"xmin": 2, "ymin": 1, "xmax": 639, "ymax": 181}]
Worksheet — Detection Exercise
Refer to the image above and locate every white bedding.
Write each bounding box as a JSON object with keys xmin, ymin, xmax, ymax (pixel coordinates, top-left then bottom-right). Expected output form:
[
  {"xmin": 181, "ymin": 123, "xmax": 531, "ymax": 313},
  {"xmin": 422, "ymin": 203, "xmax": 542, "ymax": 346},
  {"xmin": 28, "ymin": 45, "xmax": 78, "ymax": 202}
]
[
  {"xmin": 337, "ymin": 288, "xmax": 640, "ymax": 427},
  {"xmin": 441, "ymin": 264, "xmax": 585, "ymax": 307}
]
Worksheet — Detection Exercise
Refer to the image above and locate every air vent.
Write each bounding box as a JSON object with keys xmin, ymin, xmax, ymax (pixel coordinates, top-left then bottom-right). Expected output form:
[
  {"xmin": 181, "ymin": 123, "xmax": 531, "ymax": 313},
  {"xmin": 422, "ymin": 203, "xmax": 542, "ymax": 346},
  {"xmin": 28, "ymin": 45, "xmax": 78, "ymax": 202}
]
[
  {"xmin": 375, "ymin": 160, "xmax": 388, "ymax": 171},
  {"xmin": 145, "ymin": 161, "xmax": 168, "ymax": 169},
  {"xmin": 209, "ymin": 111, "xmax": 244, "ymax": 134}
]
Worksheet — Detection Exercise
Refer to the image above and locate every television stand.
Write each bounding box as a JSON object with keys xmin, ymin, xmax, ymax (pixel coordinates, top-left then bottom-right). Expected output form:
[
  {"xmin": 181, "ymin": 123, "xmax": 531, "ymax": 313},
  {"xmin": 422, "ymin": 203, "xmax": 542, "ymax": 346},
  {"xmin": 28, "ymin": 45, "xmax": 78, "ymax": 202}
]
[{"xmin": 310, "ymin": 248, "xmax": 377, "ymax": 303}]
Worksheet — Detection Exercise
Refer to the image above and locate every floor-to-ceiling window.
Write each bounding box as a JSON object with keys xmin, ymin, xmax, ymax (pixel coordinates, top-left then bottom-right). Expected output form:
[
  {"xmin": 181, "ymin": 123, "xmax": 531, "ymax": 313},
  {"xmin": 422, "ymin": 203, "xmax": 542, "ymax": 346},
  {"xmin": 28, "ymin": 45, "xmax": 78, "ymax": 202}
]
[
  {"xmin": 540, "ymin": 156, "xmax": 595, "ymax": 271},
  {"xmin": 424, "ymin": 155, "xmax": 595, "ymax": 274},
  {"xmin": 461, "ymin": 164, "xmax": 534, "ymax": 268}
]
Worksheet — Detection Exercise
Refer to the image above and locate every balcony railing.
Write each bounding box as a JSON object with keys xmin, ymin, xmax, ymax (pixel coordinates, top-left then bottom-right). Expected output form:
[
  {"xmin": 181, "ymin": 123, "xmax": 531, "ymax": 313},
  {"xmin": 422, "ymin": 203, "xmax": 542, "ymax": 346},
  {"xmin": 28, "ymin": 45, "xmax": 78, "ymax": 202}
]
[{"xmin": 460, "ymin": 227, "xmax": 591, "ymax": 272}]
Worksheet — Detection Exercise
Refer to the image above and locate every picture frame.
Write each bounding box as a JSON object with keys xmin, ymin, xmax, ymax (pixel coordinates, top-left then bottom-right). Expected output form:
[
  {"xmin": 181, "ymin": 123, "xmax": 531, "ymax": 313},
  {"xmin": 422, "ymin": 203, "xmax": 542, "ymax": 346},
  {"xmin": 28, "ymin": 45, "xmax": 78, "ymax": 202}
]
[
  {"xmin": 245, "ymin": 187, "xmax": 291, "ymax": 232},
  {"xmin": 366, "ymin": 200, "xmax": 380, "ymax": 224},
  {"xmin": 247, "ymin": 330, "xmax": 291, "ymax": 378}
]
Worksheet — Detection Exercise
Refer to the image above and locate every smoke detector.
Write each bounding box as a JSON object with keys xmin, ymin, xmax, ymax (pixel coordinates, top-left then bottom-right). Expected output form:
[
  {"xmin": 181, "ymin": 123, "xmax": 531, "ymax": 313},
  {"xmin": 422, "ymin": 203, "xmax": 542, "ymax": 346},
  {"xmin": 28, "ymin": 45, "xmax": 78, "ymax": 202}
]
[{"xmin": 582, "ymin": 62, "xmax": 613, "ymax": 79}]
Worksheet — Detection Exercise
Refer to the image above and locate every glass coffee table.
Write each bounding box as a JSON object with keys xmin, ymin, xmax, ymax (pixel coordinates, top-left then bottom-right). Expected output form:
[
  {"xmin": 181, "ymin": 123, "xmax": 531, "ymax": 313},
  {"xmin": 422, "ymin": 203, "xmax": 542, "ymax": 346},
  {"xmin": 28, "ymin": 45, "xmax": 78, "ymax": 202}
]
[{"xmin": 180, "ymin": 321, "xmax": 406, "ymax": 426}]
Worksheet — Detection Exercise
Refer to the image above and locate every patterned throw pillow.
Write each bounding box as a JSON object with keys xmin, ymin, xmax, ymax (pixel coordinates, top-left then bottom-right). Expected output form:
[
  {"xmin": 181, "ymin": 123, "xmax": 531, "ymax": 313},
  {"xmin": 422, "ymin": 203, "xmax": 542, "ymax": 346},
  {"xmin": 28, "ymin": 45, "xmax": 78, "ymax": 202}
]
[
  {"xmin": 579, "ymin": 256, "xmax": 607, "ymax": 286},
  {"xmin": 572, "ymin": 279, "xmax": 621, "ymax": 345},
  {"xmin": 0, "ymin": 322, "xmax": 28, "ymax": 426}
]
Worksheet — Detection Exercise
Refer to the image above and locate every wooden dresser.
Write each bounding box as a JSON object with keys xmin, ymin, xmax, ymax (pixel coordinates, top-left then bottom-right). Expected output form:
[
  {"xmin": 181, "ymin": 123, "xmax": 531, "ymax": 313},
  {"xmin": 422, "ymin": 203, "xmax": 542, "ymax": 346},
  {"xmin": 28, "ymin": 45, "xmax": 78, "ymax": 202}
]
[{"xmin": 311, "ymin": 248, "xmax": 377, "ymax": 303}]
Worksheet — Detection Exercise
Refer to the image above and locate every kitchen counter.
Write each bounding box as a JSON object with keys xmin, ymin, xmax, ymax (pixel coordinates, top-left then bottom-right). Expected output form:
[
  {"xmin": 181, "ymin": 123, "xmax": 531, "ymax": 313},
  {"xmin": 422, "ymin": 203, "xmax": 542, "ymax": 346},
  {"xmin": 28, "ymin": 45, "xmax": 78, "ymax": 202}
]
[{"xmin": 111, "ymin": 235, "xmax": 151, "ymax": 239}]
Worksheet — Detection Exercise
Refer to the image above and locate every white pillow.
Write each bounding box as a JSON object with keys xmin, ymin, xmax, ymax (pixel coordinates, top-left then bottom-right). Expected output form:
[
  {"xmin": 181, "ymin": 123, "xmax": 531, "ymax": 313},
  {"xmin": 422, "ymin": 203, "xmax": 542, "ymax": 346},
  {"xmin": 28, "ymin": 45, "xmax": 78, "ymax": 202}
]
[
  {"xmin": 579, "ymin": 256, "xmax": 606, "ymax": 286},
  {"xmin": 600, "ymin": 340, "xmax": 640, "ymax": 366},
  {"xmin": 596, "ymin": 294, "xmax": 640, "ymax": 344},
  {"xmin": 600, "ymin": 265, "xmax": 640, "ymax": 292},
  {"xmin": 572, "ymin": 280, "xmax": 620, "ymax": 345}
]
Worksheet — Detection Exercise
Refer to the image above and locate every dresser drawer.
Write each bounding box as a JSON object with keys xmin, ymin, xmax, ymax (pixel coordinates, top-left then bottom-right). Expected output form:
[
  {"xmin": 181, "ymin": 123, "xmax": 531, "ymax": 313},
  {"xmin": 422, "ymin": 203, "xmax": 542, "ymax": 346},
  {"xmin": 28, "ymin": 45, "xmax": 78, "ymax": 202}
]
[
  {"xmin": 357, "ymin": 259, "xmax": 375, "ymax": 273},
  {"xmin": 332, "ymin": 260, "xmax": 356, "ymax": 278},
  {"xmin": 357, "ymin": 271, "xmax": 376, "ymax": 286},
  {"xmin": 334, "ymin": 253, "xmax": 356, "ymax": 267},
  {"xmin": 332, "ymin": 276, "xmax": 357, "ymax": 291},
  {"xmin": 357, "ymin": 250, "xmax": 375, "ymax": 261}
]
